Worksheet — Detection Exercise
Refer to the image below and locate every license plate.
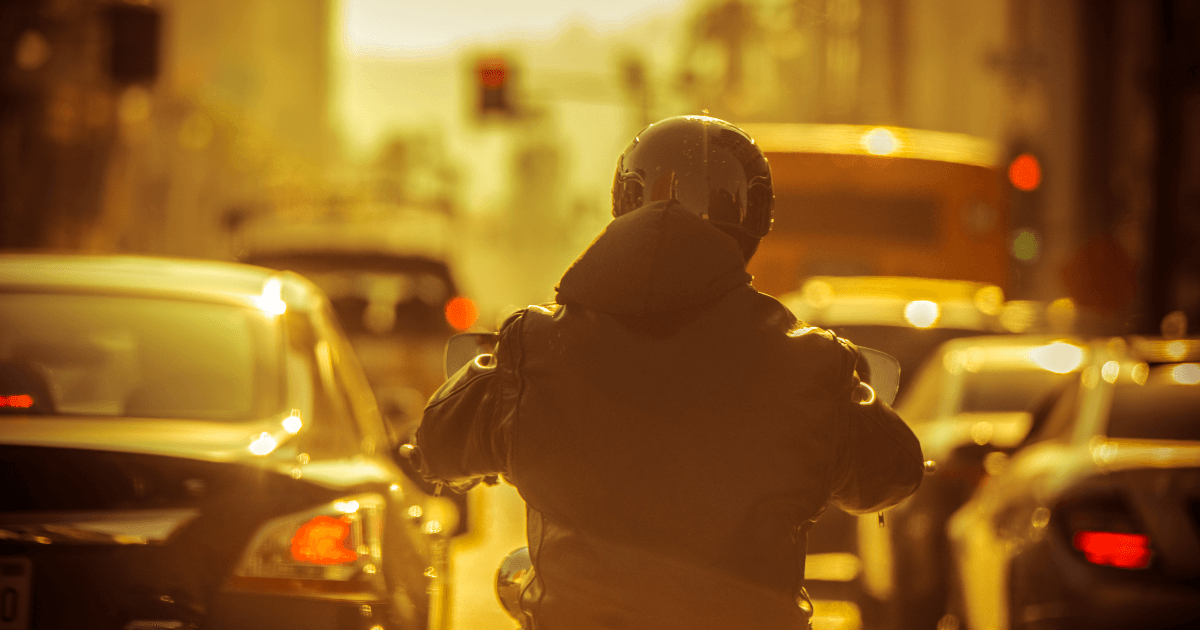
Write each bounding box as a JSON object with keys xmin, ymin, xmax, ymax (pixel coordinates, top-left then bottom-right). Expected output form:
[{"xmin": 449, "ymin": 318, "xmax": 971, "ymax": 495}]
[{"xmin": 0, "ymin": 558, "xmax": 30, "ymax": 630}]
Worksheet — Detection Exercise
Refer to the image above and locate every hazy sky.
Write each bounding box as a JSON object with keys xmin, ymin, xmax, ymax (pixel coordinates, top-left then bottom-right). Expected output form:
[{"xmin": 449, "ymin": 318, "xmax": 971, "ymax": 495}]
[{"xmin": 342, "ymin": 0, "xmax": 690, "ymax": 54}]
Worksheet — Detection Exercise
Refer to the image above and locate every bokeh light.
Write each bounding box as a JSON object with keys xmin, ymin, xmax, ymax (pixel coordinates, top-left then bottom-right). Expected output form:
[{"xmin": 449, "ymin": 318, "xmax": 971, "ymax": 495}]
[
  {"xmin": 1008, "ymin": 153, "xmax": 1042, "ymax": 191},
  {"xmin": 444, "ymin": 296, "xmax": 479, "ymax": 331},
  {"xmin": 1011, "ymin": 230, "xmax": 1040, "ymax": 261},
  {"xmin": 1172, "ymin": 363, "xmax": 1200, "ymax": 385},
  {"xmin": 861, "ymin": 128, "xmax": 899, "ymax": 155},
  {"xmin": 904, "ymin": 300, "xmax": 940, "ymax": 328},
  {"xmin": 1028, "ymin": 341, "xmax": 1084, "ymax": 374}
]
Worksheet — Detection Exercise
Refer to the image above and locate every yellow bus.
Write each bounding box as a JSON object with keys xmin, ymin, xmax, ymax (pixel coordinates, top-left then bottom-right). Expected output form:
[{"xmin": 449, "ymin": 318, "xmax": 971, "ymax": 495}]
[{"xmin": 738, "ymin": 124, "xmax": 1008, "ymax": 298}]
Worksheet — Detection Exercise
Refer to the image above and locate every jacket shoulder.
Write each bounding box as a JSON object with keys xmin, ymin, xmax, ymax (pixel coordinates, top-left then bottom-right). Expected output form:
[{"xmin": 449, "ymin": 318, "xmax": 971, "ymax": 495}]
[
  {"xmin": 750, "ymin": 291, "xmax": 857, "ymax": 357},
  {"xmin": 742, "ymin": 290, "xmax": 859, "ymax": 385}
]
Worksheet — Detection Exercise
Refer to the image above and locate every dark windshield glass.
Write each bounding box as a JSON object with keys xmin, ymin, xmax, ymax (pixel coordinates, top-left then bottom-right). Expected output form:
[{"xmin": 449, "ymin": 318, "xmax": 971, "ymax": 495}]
[
  {"xmin": 961, "ymin": 369, "xmax": 1072, "ymax": 413},
  {"xmin": 1107, "ymin": 383, "xmax": 1200, "ymax": 441},
  {"xmin": 0, "ymin": 293, "xmax": 281, "ymax": 420}
]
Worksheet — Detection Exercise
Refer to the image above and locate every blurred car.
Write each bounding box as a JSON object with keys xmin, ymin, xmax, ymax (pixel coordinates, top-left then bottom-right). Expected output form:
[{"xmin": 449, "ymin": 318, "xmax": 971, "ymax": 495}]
[
  {"xmin": 946, "ymin": 336, "xmax": 1200, "ymax": 630},
  {"xmin": 239, "ymin": 249, "xmax": 478, "ymax": 537},
  {"xmin": 779, "ymin": 276, "xmax": 1009, "ymax": 628},
  {"xmin": 857, "ymin": 335, "xmax": 1087, "ymax": 630},
  {"xmin": 0, "ymin": 254, "xmax": 455, "ymax": 630}
]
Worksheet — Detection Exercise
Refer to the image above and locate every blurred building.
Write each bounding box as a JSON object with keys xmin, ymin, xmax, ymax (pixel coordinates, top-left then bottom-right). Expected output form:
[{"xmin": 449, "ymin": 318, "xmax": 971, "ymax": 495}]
[
  {"xmin": 4, "ymin": 0, "xmax": 1196, "ymax": 334},
  {"xmin": 1, "ymin": 0, "xmax": 334, "ymax": 257}
]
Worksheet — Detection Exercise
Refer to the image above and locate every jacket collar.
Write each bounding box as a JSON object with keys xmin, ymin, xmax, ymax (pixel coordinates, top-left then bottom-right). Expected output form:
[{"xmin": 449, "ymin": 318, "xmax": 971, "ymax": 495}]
[{"xmin": 555, "ymin": 201, "xmax": 751, "ymax": 314}]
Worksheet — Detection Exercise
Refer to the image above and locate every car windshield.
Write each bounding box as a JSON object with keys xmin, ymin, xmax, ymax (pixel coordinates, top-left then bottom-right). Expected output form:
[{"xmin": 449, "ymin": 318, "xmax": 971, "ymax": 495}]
[
  {"xmin": 824, "ymin": 325, "xmax": 987, "ymax": 404},
  {"xmin": 960, "ymin": 369, "xmax": 1073, "ymax": 413},
  {"xmin": 0, "ymin": 292, "xmax": 281, "ymax": 421},
  {"xmin": 1107, "ymin": 381, "xmax": 1200, "ymax": 441}
]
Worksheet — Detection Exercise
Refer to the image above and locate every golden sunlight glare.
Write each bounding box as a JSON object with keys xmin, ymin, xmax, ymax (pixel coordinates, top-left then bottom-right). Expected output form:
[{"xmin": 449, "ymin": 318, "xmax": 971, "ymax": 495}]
[{"xmin": 248, "ymin": 432, "xmax": 278, "ymax": 456}]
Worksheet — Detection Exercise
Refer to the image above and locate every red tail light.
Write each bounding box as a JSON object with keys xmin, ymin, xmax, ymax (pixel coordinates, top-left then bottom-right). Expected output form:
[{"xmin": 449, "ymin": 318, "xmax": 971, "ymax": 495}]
[
  {"xmin": 445, "ymin": 296, "xmax": 479, "ymax": 331},
  {"xmin": 290, "ymin": 516, "xmax": 358, "ymax": 565},
  {"xmin": 0, "ymin": 395, "xmax": 33, "ymax": 408},
  {"xmin": 1072, "ymin": 531, "xmax": 1151, "ymax": 569}
]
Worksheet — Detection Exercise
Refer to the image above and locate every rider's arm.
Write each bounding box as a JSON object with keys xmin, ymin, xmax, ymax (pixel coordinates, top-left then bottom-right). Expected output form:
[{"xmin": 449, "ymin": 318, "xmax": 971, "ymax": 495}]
[
  {"xmin": 827, "ymin": 351, "xmax": 925, "ymax": 514},
  {"xmin": 410, "ymin": 311, "xmax": 525, "ymax": 486}
]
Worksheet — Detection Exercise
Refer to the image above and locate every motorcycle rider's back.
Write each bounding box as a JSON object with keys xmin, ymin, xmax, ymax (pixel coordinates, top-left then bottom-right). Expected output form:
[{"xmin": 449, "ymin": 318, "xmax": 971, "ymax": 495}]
[{"xmin": 413, "ymin": 117, "xmax": 923, "ymax": 630}]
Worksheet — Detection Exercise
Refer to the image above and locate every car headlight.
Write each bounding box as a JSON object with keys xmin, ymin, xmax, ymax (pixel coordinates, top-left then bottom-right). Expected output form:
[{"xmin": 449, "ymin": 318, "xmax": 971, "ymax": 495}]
[{"xmin": 225, "ymin": 493, "xmax": 385, "ymax": 598}]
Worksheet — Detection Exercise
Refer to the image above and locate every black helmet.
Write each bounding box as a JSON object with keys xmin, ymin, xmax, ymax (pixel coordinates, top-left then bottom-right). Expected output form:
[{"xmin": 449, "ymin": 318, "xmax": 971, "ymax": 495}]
[{"xmin": 611, "ymin": 115, "xmax": 773, "ymax": 260}]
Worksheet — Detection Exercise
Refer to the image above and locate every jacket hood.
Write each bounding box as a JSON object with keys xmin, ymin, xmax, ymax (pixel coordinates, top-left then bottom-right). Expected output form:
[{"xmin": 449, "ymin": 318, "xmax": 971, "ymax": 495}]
[{"xmin": 555, "ymin": 200, "xmax": 752, "ymax": 314}]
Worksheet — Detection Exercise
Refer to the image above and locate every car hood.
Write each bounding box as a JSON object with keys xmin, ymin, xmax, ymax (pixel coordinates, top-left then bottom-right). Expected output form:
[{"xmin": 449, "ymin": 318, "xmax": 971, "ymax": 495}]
[{"xmin": 0, "ymin": 414, "xmax": 292, "ymax": 464}]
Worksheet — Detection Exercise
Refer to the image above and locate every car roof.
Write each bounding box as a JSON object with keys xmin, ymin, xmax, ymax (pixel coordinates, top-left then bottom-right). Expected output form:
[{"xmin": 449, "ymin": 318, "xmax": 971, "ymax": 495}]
[
  {"xmin": 781, "ymin": 275, "xmax": 1005, "ymax": 330},
  {"xmin": 1122, "ymin": 336, "xmax": 1200, "ymax": 364},
  {"xmin": 0, "ymin": 253, "xmax": 317, "ymax": 309},
  {"xmin": 241, "ymin": 250, "xmax": 455, "ymax": 280},
  {"xmin": 933, "ymin": 334, "xmax": 1088, "ymax": 374},
  {"xmin": 938, "ymin": 334, "xmax": 1081, "ymax": 352}
]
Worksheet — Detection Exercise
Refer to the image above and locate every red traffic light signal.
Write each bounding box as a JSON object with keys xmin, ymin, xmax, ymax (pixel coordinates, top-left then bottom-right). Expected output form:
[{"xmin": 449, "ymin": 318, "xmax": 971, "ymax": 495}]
[
  {"xmin": 1008, "ymin": 153, "xmax": 1042, "ymax": 191},
  {"xmin": 477, "ymin": 57, "xmax": 512, "ymax": 116}
]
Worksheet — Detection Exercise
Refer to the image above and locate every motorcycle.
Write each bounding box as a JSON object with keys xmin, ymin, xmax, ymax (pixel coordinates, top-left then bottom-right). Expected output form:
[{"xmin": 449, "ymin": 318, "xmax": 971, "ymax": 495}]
[{"xmin": 440, "ymin": 331, "xmax": 905, "ymax": 628}]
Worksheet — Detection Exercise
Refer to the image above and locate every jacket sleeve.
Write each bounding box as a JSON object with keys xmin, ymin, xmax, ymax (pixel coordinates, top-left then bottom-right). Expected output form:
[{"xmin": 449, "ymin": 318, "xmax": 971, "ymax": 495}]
[
  {"xmin": 411, "ymin": 311, "xmax": 524, "ymax": 486},
  {"xmin": 828, "ymin": 347, "xmax": 925, "ymax": 514}
]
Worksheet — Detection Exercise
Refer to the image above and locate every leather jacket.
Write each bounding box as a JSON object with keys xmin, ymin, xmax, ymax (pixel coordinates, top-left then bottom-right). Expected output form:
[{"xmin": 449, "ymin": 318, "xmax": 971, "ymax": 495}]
[{"xmin": 414, "ymin": 201, "xmax": 924, "ymax": 630}]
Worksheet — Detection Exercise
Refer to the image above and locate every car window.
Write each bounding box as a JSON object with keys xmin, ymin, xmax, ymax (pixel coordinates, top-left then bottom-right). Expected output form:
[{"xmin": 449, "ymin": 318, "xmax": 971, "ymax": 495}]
[
  {"xmin": 1025, "ymin": 380, "xmax": 1081, "ymax": 444},
  {"xmin": 960, "ymin": 369, "xmax": 1072, "ymax": 413},
  {"xmin": 896, "ymin": 355, "xmax": 946, "ymax": 422},
  {"xmin": 0, "ymin": 292, "xmax": 281, "ymax": 420},
  {"xmin": 317, "ymin": 303, "xmax": 391, "ymax": 448},
  {"xmin": 1106, "ymin": 382, "xmax": 1200, "ymax": 441},
  {"xmin": 285, "ymin": 311, "xmax": 361, "ymax": 456}
]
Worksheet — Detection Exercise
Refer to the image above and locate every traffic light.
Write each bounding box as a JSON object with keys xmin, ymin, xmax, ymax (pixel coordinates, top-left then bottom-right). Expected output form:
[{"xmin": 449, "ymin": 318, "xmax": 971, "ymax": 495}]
[
  {"xmin": 1008, "ymin": 153, "xmax": 1042, "ymax": 192},
  {"xmin": 1004, "ymin": 145, "xmax": 1045, "ymax": 297},
  {"xmin": 477, "ymin": 57, "xmax": 514, "ymax": 117}
]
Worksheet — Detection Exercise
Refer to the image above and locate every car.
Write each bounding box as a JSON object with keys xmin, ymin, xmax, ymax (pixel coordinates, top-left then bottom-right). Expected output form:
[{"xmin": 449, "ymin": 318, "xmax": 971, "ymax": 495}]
[
  {"xmin": 781, "ymin": 276, "xmax": 1011, "ymax": 401},
  {"xmin": 779, "ymin": 276, "xmax": 1011, "ymax": 628},
  {"xmin": 857, "ymin": 335, "xmax": 1087, "ymax": 630},
  {"xmin": 945, "ymin": 336, "xmax": 1200, "ymax": 630},
  {"xmin": 238, "ymin": 249, "xmax": 477, "ymax": 537},
  {"xmin": 0, "ymin": 254, "xmax": 455, "ymax": 630}
]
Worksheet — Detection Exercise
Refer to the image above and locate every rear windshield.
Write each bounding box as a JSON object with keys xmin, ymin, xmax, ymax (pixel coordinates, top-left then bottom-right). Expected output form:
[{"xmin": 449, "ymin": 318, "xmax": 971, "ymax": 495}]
[
  {"xmin": 0, "ymin": 293, "xmax": 281, "ymax": 420},
  {"xmin": 1107, "ymin": 383, "xmax": 1200, "ymax": 441},
  {"xmin": 960, "ymin": 369, "xmax": 1073, "ymax": 413},
  {"xmin": 773, "ymin": 192, "xmax": 940, "ymax": 244},
  {"xmin": 244, "ymin": 254, "xmax": 454, "ymax": 336}
]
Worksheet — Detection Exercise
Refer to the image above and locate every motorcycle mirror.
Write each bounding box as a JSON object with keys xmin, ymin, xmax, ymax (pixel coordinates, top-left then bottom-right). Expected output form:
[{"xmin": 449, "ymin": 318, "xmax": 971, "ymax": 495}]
[
  {"xmin": 858, "ymin": 346, "xmax": 900, "ymax": 406},
  {"xmin": 495, "ymin": 546, "xmax": 532, "ymax": 624},
  {"xmin": 444, "ymin": 332, "xmax": 499, "ymax": 378}
]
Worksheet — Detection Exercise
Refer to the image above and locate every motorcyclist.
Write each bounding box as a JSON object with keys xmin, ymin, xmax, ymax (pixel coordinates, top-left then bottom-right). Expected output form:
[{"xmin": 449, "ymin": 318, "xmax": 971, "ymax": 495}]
[{"xmin": 411, "ymin": 115, "xmax": 924, "ymax": 630}]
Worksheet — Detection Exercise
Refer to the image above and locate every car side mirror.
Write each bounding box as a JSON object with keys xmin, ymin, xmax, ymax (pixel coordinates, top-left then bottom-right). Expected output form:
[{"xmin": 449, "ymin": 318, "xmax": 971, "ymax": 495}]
[
  {"xmin": 444, "ymin": 332, "xmax": 499, "ymax": 378},
  {"xmin": 859, "ymin": 347, "xmax": 900, "ymax": 406}
]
